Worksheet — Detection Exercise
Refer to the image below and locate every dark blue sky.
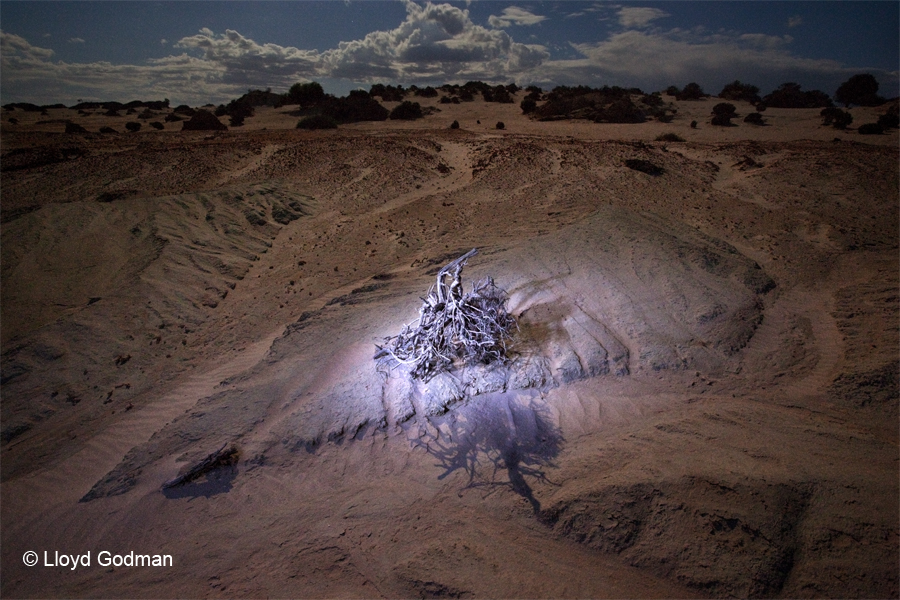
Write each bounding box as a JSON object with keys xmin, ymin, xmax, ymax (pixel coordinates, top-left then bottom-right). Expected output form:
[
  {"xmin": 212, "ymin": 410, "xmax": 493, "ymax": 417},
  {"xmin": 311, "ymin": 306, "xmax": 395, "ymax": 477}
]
[{"xmin": 2, "ymin": 1, "xmax": 897, "ymax": 105}]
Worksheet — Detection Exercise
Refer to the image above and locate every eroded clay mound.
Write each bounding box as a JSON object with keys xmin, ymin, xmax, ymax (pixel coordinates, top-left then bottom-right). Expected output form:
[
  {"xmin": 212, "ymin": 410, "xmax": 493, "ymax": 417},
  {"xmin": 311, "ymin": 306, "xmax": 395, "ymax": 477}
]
[{"xmin": 81, "ymin": 203, "xmax": 773, "ymax": 500}]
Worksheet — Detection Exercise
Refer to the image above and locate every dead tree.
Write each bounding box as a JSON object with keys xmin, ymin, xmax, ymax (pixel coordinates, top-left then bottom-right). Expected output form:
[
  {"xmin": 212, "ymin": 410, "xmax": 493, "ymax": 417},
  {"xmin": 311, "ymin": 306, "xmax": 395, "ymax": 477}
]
[{"xmin": 375, "ymin": 248, "xmax": 516, "ymax": 380}]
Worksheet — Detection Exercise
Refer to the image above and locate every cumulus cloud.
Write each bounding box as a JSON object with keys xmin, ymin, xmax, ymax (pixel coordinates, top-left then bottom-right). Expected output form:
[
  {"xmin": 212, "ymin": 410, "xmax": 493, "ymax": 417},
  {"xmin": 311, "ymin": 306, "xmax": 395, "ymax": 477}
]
[
  {"xmin": 174, "ymin": 27, "xmax": 319, "ymax": 86},
  {"xmin": 320, "ymin": 1, "xmax": 548, "ymax": 82},
  {"xmin": 617, "ymin": 7, "xmax": 669, "ymax": 28},
  {"xmin": 488, "ymin": 6, "xmax": 548, "ymax": 28},
  {"xmin": 787, "ymin": 15, "xmax": 803, "ymax": 28}
]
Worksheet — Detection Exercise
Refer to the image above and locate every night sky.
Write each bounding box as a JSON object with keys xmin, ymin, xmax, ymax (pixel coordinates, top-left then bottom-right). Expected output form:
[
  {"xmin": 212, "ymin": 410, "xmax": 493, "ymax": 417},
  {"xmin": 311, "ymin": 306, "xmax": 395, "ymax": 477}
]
[{"xmin": 1, "ymin": 1, "xmax": 897, "ymax": 105}]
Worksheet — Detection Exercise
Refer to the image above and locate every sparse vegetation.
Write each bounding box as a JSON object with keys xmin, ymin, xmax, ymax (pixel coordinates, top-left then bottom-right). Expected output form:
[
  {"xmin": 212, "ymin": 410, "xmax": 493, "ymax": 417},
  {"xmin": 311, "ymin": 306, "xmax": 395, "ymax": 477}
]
[
  {"xmin": 150, "ymin": 121, "xmax": 164, "ymax": 130},
  {"xmin": 125, "ymin": 121, "xmax": 141, "ymax": 132},
  {"xmin": 655, "ymin": 133, "xmax": 685, "ymax": 142},
  {"xmin": 496, "ymin": 121, "xmax": 505, "ymax": 130},
  {"xmin": 65, "ymin": 121, "xmax": 88, "ymax": 133},
  {"xmin": 320, "ymin": 90, "xmax": 389, "ymax": 123},
  {"xmin": 520, "ymin": 98, "xmax": 537, "ymax": 114},
  {"xmin": 450, "ymin": 120, "xmax": 460, "ymax": 129},
  {"xmin": 533, "ymin": 86, "xmax": 655, "ymax": 123}
]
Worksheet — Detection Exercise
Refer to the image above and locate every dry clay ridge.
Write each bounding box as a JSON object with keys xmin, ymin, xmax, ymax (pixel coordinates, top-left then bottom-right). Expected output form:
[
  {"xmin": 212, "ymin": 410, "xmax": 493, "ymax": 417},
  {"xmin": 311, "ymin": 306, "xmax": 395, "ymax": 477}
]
[{"xmin": 1, "ymin": 116, "xmax": 898, "ymax": 598}]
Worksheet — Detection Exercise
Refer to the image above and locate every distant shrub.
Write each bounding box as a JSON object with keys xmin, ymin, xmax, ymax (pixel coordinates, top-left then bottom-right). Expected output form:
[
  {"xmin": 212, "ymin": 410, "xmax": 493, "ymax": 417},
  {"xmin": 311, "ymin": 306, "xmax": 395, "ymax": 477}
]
[
  {"xmin": 711, "ymin": 103, "xmax": 737, "ymax": 126},
  {"xmin": 486, "ymin": 85, "xmax": 513, "ymax": 103},
  {"xmin": 665, "ymin": 85, "xmax": 680, "ymax": 97},
  {"xmin": 690, "ymin": 120, "xmax": 698, "ymax": 128},
  {"xmin": 756, "ymin": 104, "xmax": 767, "ymax": 112},
  {"xmin": 521, "ymin": 98, "xmax": 537, "ymax": 114},
  {"xmin": 320, "ymin": 91, "xmax": 389, "ymax": 123},
  {"xmin": 450, "ymin": 120, "xmax": 460, "ymax": 129},
  {"xmin": 763, "ymin": 83, "xmax": 832, "ymax": 108},
  {"xmin": 835, "ymin": 74, "xmax": 885, "ymax": 107},
  {"xmin": 99, "ymin": 126, "xmax": 117, "ymax": 134},
  {"xmin": 104, "ymin": 108, "xmax": 120, "ymax": 117},
  {"xmin": 149, "ymin": 121, "xmax": 164, "ymax": 130},
  {"xmin": 743, "ymin": 113, "xmax": 764, "ymax": 125},
  {"xmin": 125, "ymin": 121, "xmax": 141, "ymax": 132},
  {"xmin": 820, "ymin": 107, "xmax": 853, "ymax": 129},
  {"xmin": 857, "ymin": 122, "xmax": 884, "ymax": 135},
  {"xmin": 676, "ymin": 82, "xmax": 706, "ymax": 101},
  {"xmin": 414, "ymin": 86, "xmax": 438, "ymax": 98},
  {"xmin": 458, "ymin": 90, "xmax": 474, "ymax": 102},
  {"xmin": 655, "ymin": 132, "xmax": 685, "ymax": 142},
  {"xmin": 389, "ymin": 101, "xmax": 423, "ymax": 120},
  {"xmin": 288, "ymin": 81, "xmax": 325, "ymax": 106},
  {"xmin": 718, "ymin": 80, "xmax": 761, "ymax": 104},
  {"xmin": 496, "ymin": 121, "xmax": 505, "ymax": 130},
  {"xmin": 657, "ymin": 113, "xmax": 674, "ymax": 123},
  {"xmin": 296, "ymin": 115, "xmax": 338, "ymax": 129},
  {"xmin": 164, "ymin": 113, "xmax": 183, "ymax": 122},
  {"xmin": 370, "ymin": 84, "xmax": 406, "ymax": 102},
  {"xmin": 173, "ymin": 104, "xmax": 196, "ymax": 116},
  {"xmin": 439, "ymin": 96, "xmax": 454, "ymax": 104}
]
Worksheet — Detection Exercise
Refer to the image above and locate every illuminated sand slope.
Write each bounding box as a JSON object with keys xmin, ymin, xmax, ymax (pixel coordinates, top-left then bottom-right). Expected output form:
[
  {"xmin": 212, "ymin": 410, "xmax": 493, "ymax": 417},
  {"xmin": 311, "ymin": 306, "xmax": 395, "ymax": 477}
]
[{"xmin": 2, "ymin": 120, "xmax": 897, "ymax": 597}]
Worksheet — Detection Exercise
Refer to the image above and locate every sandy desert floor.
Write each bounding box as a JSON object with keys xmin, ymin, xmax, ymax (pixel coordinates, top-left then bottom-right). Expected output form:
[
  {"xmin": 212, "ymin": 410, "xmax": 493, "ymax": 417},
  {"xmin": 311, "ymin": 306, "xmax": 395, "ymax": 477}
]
[{"xmin": 1, "ymin": 95, "xmax": 898, "ymax": 598}]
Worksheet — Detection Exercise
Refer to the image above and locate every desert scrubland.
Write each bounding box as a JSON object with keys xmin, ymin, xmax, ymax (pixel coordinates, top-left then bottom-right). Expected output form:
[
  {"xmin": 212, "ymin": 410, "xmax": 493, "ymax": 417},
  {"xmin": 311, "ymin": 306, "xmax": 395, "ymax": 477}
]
[{"xmin": 1, "ymin": 93, "xmax": 898, "ymax": 598}]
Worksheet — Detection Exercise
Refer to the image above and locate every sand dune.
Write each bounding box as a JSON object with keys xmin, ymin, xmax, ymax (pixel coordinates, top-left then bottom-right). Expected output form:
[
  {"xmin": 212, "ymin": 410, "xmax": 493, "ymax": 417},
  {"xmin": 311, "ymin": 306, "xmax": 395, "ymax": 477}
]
[{"xmin": 1, "ymin": 97, "xmax": 897, "ymax": 598}]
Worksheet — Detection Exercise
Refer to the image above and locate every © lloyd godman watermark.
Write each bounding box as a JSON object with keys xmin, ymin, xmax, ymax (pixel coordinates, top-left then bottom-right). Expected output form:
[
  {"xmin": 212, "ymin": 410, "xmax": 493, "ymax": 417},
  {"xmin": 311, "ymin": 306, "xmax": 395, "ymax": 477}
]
[{"xmin": 23, "ymin": 550, "xmax": 173, "ymax": 569}]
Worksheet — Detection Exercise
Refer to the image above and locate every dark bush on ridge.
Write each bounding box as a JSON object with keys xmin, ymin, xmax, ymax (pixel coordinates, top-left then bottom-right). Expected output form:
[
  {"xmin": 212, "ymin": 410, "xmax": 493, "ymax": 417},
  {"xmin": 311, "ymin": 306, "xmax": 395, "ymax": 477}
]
[
  {"xmin": 676, "ymin": 82, "xmax": 706, "ymax": 100},
  {"xmin": 521, "ymin": 98, "xmax": 537, "ymax": 114},
  {"xmin": 370, "ymin": 84, "xmax": 406, "ymax": 101},
  {"xmin": 414, "ymin": 86, "xmax": 438, "ymax": 98},
  {"xmin": 389, "ymin": 101, "xmax": 423, "ymax": 120},
  {"xmin": 835, "ymin": 74, "xmax": 885, "ymax": 107},
  {"xmin": 820, "ymin": 107, "xmax": 853, "ymax": 129},
  {"xmin": 296, "ymin": 115, "xmax": 338, "ymax": 129},
  {"xmin": 718, "ymin": 81, "xmax": 761, "ymax": 104},
  {"xmin": 763, "ymin": 83, "xmax": 832, "ymax": 108}
]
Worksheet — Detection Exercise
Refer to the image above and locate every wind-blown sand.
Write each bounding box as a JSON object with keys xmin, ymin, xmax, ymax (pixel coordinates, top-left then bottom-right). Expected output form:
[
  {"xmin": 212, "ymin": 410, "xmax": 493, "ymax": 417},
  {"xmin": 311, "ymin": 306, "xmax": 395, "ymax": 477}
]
[{"xmin": 2, "ymin": 95, "xmax": 898, "ymax": 598}]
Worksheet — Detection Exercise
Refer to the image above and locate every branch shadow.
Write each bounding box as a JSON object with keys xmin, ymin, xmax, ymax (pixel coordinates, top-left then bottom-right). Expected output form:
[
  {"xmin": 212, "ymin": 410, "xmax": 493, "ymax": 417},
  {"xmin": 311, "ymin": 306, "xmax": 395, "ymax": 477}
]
[{"xmin": 418, "ymin": 393, "xmax": 564, "ymax": 514}]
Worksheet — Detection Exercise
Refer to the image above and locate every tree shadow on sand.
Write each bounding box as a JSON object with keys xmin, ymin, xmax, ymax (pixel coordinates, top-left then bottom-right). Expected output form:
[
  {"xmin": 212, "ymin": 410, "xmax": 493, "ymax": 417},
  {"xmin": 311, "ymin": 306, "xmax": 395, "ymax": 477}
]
[{"xmin": 418, "ymin": 393, "xmax": 564, "ymax": 514}]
